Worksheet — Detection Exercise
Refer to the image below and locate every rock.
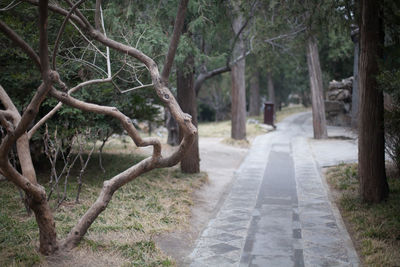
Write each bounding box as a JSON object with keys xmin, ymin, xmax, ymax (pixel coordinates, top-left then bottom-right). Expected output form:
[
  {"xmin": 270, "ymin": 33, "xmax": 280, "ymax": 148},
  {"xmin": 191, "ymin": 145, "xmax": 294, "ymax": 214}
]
[
  {"xmin": 328, "ymin": 77, "xmax": 353, "ymax": 92},
  {"xmin": 325, "ymin": 77, "xmax": 353, "ymax": 127},
  {"xmin": 327, "ymin": 89, "xmax": 351, "ymax": 102},
  {"xmin": 325, "ymin": 101, "xmax": 346, "ymax": 114},
  {"xmin": 326, "ymin": 112, "xmax": 352, "ymax": 127}
]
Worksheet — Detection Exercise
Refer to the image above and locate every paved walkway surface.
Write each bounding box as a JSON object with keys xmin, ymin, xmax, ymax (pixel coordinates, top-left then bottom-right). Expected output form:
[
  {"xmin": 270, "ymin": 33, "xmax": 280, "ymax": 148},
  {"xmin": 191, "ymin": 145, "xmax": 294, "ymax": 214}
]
[{"xmin": 189, "ymin": 112, "xmax": 360, "ymax": 267}]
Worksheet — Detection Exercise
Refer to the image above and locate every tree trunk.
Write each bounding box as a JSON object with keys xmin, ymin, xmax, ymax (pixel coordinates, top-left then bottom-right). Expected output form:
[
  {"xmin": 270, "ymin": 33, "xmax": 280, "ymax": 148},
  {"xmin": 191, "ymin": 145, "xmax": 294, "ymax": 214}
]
[
  {"xmin": 351, "ymin": 28, "xmax": 360, "ymax": 129},
  {"xmin": 177, "ymin": 55, "xmax": 200, "ymax": 173},
  {"xmin": 267, "ymin": 71, "xmax": 276, "ymax": 107},
  {"xmin": 19, "ymin": 135, "xmax": 58, "ymax": 255},
  {"xmin": 29, "ymin": 199, "xmax": 58, "ymax": 254},
  {"xmin": 306, "ymin": 34, "xmax": 328, "ymax": 139},
  {"xmin": 231, "ymin": 10, "xmax": 246, "ymax": 140},
  {"xmin": 358, "ymin": 0, "xmax": 388, "ymax": 203},
  {"xmin": 0, "ymin": 83, "xmax": 58, "ymax": 254},
  {"xmin": 249, "ymin": 71, "xmax": 260, "ymax": 116}
]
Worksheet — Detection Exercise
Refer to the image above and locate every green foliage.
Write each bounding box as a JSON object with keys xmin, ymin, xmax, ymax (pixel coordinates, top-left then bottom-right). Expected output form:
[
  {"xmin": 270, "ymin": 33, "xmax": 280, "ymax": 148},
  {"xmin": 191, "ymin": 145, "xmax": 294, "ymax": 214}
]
[
  {"xmin": 1, "ymin": 2, "xmax": 165, "ymax": 145},
  {"xmin": 246, "ymin": 0, "xmax": 354, "ymax": 108}
]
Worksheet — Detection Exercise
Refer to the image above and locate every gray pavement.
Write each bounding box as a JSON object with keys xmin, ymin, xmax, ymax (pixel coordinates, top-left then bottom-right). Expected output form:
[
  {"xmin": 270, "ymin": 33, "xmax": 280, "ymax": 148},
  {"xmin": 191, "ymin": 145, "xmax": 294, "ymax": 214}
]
[{"xmin": 189, "ymin": 112, "xmax": 360, "ymax": 267}]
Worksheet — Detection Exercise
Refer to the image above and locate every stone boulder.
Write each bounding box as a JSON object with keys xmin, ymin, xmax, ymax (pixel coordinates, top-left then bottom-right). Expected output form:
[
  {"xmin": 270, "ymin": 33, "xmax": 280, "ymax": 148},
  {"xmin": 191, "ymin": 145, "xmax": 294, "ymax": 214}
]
[{"xmin": 325, "ymin": 77, "xmax": 353, "ymax": 127}]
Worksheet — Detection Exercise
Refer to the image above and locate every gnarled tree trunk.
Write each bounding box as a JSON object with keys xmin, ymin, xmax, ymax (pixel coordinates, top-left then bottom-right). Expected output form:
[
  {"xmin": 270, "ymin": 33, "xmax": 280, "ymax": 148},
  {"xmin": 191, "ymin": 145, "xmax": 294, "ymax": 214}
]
[
  {"xmin": 177, "ymin": 55, "xmax": 200, "ymax": 173},
  {"xmin": 306, "ymin": 34, "xmax": 328, "ymax": 139},
  {"xmin": 0, "ymin": 97, "xmax": 59, "ymax": 255},
  {"xmin": 0, "ymin": 0, "xmax": 193, "ymax": 254},
  {"xmin": 358, "ymin": 0, "xmax": 388, "ymax": 203}
]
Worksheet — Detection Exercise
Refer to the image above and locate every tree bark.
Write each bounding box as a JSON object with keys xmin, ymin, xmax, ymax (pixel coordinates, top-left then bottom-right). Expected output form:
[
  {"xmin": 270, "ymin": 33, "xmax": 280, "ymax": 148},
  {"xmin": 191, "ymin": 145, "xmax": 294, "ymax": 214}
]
[
  {"xmin": 267, "ymin": 71, "xmax": 276, "ymax": 108},
  {"xmin": 231, "ymin": 8, "xmax": 246, "ymax": 140},
  {"xmin": 162, "ymin": 0, "xmax": 189, "ymax": 146},
  {"xmin": 358, "ymin": 0, "xmax": 388, "ymax": 203},
  {"xmin": 306, "ymin": 34, "xmax": 328, "ymax": 139},
  {"xmin": 177, "ymin": 55, "xmax": 200, "ymax": 173},
  {"xmin": 29, "ymin": 198, "xmax": 59, "ymax": 254},
  {"xmin": 249, "ymin": 71, "xmax": 260, "ymax": 116},
  {"xmin": 0, "ymin": 85, "xmax": 58, "ymax": 255},
  {"xmin": 351, "ymin": 27, "xmax": 360, "ymax": 129},
  {"xmin": 0, "ymin": 1, "xmax": 59, "ymax": 251},
  {"xmin": 161, "ymin": 0, "xmax": 189, "ymax": 82}
]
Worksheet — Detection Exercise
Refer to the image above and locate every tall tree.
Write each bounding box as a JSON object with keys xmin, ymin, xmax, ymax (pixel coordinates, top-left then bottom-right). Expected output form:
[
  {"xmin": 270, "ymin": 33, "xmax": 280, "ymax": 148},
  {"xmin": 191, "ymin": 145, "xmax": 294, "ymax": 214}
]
[
  {"xmin": 306, "ymin": 33, "xmax": 328, "ymax": 139},
  {"xmin": 358, "ymin": 0, "xmax": 388, "ymax": 203},
  {"xmin": 351, "ymin": 27, "xmax": 360, "ymax": 129},
  {"xmin": 230, "ymin": 0, "xmax": 248, "ymax": 140}
]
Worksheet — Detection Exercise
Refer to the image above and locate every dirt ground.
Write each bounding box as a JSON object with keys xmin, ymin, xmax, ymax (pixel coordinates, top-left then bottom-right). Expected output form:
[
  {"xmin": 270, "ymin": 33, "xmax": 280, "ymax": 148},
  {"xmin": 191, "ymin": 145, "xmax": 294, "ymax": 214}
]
[{"xmin": 153, "ymin": 137, "xmax": 248, "ymax": 265}]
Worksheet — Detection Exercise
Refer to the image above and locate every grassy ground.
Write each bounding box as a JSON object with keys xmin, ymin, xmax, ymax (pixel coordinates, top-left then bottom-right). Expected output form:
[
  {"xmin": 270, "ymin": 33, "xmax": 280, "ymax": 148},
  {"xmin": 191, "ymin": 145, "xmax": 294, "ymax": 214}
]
[
  {"xmin": 325, "ymin": 164, "xmax": 400, "ymax": 266},
  {"xmin": 0, "ymin": 152, "xmax": 207, "ymax": 266}
]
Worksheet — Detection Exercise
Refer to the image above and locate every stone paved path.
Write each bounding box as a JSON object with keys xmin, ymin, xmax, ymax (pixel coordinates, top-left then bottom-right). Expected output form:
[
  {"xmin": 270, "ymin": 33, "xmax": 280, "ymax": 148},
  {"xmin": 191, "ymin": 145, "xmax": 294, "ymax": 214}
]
[{"xmin": 189, "ymin": 112, "xmax": 360, "ymax": 267}]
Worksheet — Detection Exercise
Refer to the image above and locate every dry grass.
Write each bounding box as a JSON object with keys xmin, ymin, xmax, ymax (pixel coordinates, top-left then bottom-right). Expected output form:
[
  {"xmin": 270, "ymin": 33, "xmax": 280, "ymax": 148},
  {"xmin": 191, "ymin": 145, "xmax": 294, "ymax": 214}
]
[
  {"xmin": 0, "ymin": 152, "xmax": 208, "ymax": 266},
  {"xmin": 275, "ymin": 105, "xmax": 310, "ymax": 123},
  {"xmin": 198, "ymin": 120, "xmax": 269, "ymax": 138},
  {"xmin": 325, "ymin": 163, "xmax": 400, "ymax": 266},
  {"xmin": 198, "ymin": 105, "xmax": 310, "ymax": 140},
  {"xmin": 221, "ymin": 138, "xmax": 251, "ymax": 148}
]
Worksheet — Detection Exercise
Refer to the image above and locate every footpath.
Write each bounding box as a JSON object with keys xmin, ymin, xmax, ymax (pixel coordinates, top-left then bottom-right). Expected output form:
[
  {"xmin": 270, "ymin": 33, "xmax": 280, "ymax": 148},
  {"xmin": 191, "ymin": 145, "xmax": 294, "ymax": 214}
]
[{"xmin": 189, "ymin": 112, "xmax": 360, "ymax": 267}]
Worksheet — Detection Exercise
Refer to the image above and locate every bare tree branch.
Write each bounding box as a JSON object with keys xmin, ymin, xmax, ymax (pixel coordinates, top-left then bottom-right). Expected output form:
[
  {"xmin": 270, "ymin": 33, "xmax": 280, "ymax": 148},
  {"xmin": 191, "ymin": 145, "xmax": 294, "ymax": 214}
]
[
  {"xmin": 0, "ymin": 0, "xmax": 22, "ymax": 11},
  {"xmin": 99, "ymin": 3, "xmax": 111, "ymax": 78},
  {"xmin": 194, "ymin": 65, "xmax": 230, "ymax": 95},
  {"xmin": 194, "ymin": 36, "xmax": 254, "ymax": 95},
  {"xmin": 0, "ymin": 20, "xmax": 41, "ymax": 70},
  {"xmin": 64, "ymin": 0, "xmax": 92, "ymax": 29},
  {"xmin": 28, "ymin": 56, "xmax": 128, "ymax": 139},
  {"xmin": 113, "ymin": 82, "xmax": 154, "ymax": 94},
  {"xmin": 0, "ymin": 110, "xmax": 16, "ymax": 133},
  {"xmin": 52, "ymin": 0, "xmax": 87, "ymax": 70},
  {"xmin": 22, "ymin": 0, "xmax": 86, "ymax": 28},
  {"xmin": 263, "ymin": 27, "xmax": 306, "ymax": 43}
]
